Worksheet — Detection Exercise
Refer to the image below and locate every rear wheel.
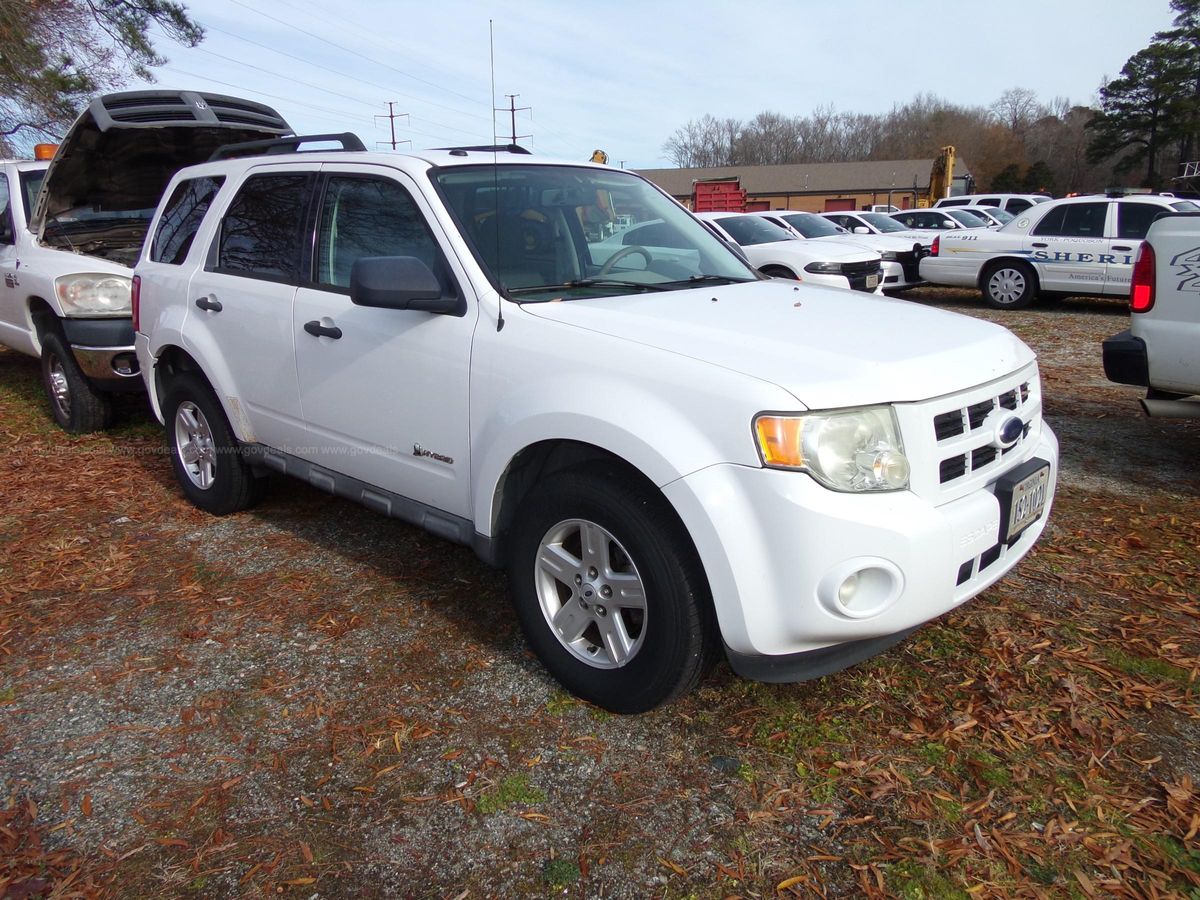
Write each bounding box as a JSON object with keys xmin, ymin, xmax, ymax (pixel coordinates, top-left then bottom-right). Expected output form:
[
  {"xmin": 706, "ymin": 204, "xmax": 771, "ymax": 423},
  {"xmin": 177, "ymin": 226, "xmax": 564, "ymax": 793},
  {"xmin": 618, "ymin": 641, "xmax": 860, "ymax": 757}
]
[
  {"xmin": 39, "ymin": 332, "xmax": 113, "ymax": 433},
  {"xmin": 162, "ymin": 373, "xmax": 261, "ymax": 515},
  {"xmin": 981, "ymin": 260, "xmax": 1037, "ymax": 309},
  {"xmin": 507, "ymin": 467, "xmax": 716, "ymax": 713}
]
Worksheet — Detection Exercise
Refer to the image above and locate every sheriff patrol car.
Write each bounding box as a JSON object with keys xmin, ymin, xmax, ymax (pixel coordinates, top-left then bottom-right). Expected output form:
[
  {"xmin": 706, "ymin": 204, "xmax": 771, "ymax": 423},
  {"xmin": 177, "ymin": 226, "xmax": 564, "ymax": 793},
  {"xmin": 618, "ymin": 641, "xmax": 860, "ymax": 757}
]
[{"xmin": 919, "ymin": 193, "xmax": 1200, "ymax": 309}]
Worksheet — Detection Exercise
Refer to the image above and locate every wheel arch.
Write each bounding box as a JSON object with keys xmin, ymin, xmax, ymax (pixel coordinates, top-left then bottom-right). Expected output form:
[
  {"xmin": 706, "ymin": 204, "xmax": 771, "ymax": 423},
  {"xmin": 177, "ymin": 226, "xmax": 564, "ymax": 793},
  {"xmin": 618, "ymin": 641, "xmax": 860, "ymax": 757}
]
[
  {"xmin": 148, "ymin": 342, "xmax": 251, "ymax": 440},
  {"xmin": 977, "ymin": 255, "xmax": 1040, "ymax": 292}
]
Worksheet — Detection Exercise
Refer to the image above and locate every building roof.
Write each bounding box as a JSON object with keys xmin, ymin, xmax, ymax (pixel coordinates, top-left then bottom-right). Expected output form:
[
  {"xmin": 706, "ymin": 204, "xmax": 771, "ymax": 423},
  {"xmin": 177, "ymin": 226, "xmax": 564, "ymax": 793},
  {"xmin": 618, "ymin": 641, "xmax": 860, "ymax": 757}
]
[{"xmin": 634, "ymin": 158, "xmax": 972, "ymax": 197}]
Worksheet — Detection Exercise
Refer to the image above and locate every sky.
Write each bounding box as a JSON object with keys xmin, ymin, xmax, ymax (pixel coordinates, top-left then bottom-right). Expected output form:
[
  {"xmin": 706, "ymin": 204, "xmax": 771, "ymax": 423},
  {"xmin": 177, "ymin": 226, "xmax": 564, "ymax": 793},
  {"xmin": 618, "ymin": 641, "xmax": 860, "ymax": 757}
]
[{"xmin": 124, "ymin": 0, "xmax": 1176, "ymax": 169}]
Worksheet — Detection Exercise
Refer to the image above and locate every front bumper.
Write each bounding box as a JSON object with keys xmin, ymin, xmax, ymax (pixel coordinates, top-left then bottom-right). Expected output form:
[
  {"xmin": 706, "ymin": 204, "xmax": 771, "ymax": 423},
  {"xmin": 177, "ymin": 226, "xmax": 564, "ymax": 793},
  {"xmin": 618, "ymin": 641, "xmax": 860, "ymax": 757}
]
[
  {"xmin": 1102, "ymin": 329, "xmax": 1149, "ymax": 387},
  {"xmin": 62, "ymin": 317, "xmax": 140, "ymax": 386},
  {"xmin": 662, "ymin": 425, "xmax": 1058, "ymax": 677}
]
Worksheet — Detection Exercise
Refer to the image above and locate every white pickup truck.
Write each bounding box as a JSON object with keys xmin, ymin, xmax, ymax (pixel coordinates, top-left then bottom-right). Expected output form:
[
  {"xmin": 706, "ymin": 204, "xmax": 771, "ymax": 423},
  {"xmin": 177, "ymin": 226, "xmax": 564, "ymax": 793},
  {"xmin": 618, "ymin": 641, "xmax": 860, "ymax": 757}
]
[
  {"xmin": 0, "ymin": 90, "xmax": 291, "ymax": 431},
  {"xmin": 1103, "ymin": 213, "xmax": 1200, "ymax": 416},
  {"xmin": 134, "ymin": 142, "xmax": 1059, "ymax": 712}
]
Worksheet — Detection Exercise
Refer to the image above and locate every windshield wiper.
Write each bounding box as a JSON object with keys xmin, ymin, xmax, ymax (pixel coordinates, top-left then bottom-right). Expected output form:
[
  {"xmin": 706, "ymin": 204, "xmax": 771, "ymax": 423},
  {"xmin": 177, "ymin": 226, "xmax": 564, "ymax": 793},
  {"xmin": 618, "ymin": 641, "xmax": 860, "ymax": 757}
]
[
  {"xmin": 507, "ymin": 278, "xmax": 669, "ymax": 296},
  {"xmin": 658, "ymin": 274, "xmax": 757, "ymax": 288}
]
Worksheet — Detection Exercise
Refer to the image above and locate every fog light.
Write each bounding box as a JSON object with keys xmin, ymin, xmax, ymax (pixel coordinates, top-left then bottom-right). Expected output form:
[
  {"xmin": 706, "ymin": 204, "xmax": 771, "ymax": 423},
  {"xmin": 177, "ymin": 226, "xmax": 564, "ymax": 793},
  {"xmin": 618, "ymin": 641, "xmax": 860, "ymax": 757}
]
[{"xmin": 817, "ymin": 558, "xmax": 903, "ymax": 619}]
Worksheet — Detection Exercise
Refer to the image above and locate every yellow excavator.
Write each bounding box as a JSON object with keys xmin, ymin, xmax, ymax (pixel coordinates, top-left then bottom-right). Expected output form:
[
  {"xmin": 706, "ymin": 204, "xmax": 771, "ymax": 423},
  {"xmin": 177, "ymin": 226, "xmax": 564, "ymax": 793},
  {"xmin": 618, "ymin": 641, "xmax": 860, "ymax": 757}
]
[{"xmin": 925, "ymin": 145, "xmax": 956, "ymax": 206}]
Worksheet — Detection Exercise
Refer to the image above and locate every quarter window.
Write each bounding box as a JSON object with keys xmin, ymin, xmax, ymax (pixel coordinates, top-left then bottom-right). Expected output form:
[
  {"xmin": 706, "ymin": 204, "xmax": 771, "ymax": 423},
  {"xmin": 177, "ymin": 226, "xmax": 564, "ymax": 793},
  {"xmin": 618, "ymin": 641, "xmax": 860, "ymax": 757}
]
[
  {"xmin": 1032, "ymin": 202, "xmax": 1108, "ymax": 238},
  {"xmin": 1116, "ymin": 202, "xmax": 1165, "ymax": 240},
  {"xmin": 0, "ymin": 175, "xmax": 13, "ymax": 245},
  {"xmin": 216, "ymin": 173, "xmax": 312, "ymax": 282},
  {"xmin": 1007, "ymin": 199, "xmax": 1033, "ymax": 214},
  {"xmin": 315, "ymin": 175, "xmax": 444, "ymax": 290},
  {"xmin": 151, "ymin": 176, "xmax": 224, "ymax": 264}
]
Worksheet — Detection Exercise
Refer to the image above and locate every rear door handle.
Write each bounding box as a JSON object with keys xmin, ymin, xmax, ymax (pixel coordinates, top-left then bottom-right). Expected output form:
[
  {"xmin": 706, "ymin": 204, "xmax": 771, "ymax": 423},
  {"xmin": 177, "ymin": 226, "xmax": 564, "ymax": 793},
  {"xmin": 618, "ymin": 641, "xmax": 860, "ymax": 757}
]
[
  {"xmin": 1112, "ymin": 245, "xmax": 1133, "ymax": 252},
  {"xmin": 304, "ymin": 320, "xmax": 343, "ymax": 340},
  {"xmin": 195, "ymin": 295, "xmax": 223, "ymax": 312},
  {"xmin": 1031, "ymin": 242, "xmax": 1048, "ymax": 249}
]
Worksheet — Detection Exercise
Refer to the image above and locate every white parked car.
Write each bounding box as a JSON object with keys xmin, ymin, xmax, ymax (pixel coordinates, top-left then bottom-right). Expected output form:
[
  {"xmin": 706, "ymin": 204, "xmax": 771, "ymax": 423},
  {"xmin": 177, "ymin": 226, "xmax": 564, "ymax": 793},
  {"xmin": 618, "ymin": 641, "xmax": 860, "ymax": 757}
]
[
  {"xmin": 890, "ymin": 208, "xmax": 995, "ymax": 233},
  {"xmin": 935, "ymin": 193, "xmax": 1051, "ymax": 215},
  {"xmin": 0, "ymin": 90, "xmax": 291, "ymax": 431},
  {"xmin": 1103, "ymin": 213, "xmax": 1200, "ymax": 416},
  {"xmin": 133, "ymin": 142, "xmax": 1057, "ymax": 712},
  {"xmin": 821, "ymin": 211, "xmax": 934, "ymax": 249},
  {"xmin": 694, "ymin": 211, "xmax": 884, "ymax": 292},
  {"xmin": 920, "ymin": 193, "xmax": 1200, "ymax": 309},
  {"xmin": 749, "ymin": 210, "xmax": 926, "ymax": 291}
]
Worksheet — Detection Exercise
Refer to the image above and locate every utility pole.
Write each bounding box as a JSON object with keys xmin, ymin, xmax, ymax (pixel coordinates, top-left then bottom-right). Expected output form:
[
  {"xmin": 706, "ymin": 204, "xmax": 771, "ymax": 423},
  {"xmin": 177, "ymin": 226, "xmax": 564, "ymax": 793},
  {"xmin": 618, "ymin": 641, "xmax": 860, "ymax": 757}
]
[
  {"xmin": 374, "ymin": 102, "xmax": 411, "ymax": 150},
  {"xmin": 496, "ymin": 93, "xmax": 531, "ymax": 146}
]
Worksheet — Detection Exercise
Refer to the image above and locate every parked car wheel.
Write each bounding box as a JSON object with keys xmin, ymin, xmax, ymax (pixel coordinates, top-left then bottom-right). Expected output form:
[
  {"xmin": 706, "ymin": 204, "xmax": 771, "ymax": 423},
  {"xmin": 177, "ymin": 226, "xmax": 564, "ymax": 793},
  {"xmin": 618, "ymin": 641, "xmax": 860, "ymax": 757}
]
[
  {"xmin": 508, "ymin": 467, "xmax": 716, "ymax": 713},
  {"xmin": 162, "ymin": 373, "xmax": 261, "ymax": 515},
  {"xmin": 39, "ymin": 332, "xmax": 113, "ymax": 433},
  {"xmin": 982, "ymin": 261, "xmax": 1037, "ymax": 309}
]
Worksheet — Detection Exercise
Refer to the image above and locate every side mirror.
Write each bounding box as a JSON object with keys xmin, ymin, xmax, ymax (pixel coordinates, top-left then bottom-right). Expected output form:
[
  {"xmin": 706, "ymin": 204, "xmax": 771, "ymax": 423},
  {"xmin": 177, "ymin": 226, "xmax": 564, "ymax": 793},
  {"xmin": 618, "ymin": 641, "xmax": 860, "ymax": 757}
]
[
  {"xmin": 350, "ymin": 256, "xmax": 462, "ymax": 315},
  {"xmin": 852, "ymin": 226, "xmax": 870, "ymax": 235}
]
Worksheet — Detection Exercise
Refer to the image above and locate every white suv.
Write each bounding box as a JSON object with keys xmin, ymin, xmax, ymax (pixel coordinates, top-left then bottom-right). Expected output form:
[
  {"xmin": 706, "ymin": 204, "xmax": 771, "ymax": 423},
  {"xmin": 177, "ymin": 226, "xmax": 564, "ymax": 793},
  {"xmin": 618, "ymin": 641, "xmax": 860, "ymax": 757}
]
[
  {"xmin": 935, "ymin": 193, "xmax": 1051, "ymax": 215},
  {"xmin": 134, "ymin": 141, "xmax": 1058, "ymax": 712}
]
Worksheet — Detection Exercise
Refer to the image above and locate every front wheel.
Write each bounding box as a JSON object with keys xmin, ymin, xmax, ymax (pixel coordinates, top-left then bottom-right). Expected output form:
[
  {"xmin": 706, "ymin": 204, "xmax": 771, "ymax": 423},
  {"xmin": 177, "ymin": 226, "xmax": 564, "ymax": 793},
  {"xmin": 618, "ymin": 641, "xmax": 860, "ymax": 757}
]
[
  {"xmin": 39, "ymin": 332, "xmax": 114, "ymax": 433},
  {"xmin": 162, "ymin": 373, "xmax": 261, "ymax": 515},
  {"xmin": 507, "ymin": 468, "xmax": 716, "ymax": 713},
  {"xmin": 981, "ymin": 261, "xmax": 1037, "ymax": 309}
]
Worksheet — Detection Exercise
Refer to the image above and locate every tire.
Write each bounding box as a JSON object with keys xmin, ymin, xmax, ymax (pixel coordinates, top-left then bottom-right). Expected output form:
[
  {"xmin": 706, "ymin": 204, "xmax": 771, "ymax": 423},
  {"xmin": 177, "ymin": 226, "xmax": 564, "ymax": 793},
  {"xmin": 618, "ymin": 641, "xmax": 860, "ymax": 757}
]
[
  {"xmin": 981, "ymin": 260, "xmax": 1037, "ymax": 309},
  {"xmin": 162, "ymin": 372, "xmax": 261, "ymax": 515},
  {"xmin": 507, "ymin": 467, "xmax": 717, "ymax": 713},
  {"xmin": 39, "ymin": 332, "xmax": 114, "ymax": 433}
]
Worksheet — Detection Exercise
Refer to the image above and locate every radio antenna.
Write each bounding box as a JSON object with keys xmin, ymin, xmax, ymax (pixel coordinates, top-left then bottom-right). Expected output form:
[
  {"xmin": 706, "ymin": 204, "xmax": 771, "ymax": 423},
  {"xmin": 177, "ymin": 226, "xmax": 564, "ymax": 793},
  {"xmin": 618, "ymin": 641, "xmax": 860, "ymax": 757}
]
[{"xmin": 490, "ymin": 19, "xmax": 505, "ymax": 332}]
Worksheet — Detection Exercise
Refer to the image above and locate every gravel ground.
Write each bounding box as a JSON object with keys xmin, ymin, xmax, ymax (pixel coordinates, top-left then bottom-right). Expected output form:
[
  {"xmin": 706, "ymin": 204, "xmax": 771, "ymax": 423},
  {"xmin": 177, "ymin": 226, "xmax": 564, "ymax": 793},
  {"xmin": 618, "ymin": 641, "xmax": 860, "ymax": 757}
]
[{"xmin": 2, "ymin": 287, "xmax": 1198, "ymax": 898}]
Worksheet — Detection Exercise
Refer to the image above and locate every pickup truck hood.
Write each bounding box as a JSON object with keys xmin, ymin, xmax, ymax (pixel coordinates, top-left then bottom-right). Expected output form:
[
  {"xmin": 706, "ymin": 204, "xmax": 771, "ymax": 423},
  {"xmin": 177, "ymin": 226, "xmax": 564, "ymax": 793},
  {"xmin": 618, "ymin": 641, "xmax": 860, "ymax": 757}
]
[
  {"xmin": 34, "ymin": 90, "xmax": 292, "ymax": 257},
  {"xmin": 520, "ymin": 280, "xmax": 1034, "ymax": 409}
]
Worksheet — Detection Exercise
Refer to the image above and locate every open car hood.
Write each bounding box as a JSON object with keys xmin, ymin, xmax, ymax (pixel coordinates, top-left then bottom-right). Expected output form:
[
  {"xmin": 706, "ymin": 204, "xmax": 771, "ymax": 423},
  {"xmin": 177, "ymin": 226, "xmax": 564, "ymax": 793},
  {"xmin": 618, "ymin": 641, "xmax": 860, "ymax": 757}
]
[{"xmin": 34, "ymin": 90, "xmax": 292, "ymax": 234}]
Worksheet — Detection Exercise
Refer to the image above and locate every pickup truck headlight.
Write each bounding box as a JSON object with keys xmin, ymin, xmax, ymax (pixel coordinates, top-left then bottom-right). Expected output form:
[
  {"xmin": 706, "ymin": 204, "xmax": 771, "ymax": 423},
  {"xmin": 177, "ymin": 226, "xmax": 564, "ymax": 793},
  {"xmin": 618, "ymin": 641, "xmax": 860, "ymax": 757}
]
[
  {"xmin": 55, "ymin": 273, "xmax": 132, "ymax": 316},
  {"xmin": 754, "ymin": 406, "xmax": 910, "ymax": 492},
  {"xmin": 803, "ymin": 261, "xmax": 844, "ymax": 275}
]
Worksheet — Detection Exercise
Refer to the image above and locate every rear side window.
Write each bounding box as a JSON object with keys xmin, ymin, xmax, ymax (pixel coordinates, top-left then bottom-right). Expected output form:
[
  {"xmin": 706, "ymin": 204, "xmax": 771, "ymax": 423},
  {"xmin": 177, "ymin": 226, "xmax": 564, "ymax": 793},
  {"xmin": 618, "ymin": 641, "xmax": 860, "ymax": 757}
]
[
  {"xmin": 1116, "ymin": 202, "xmax": 1166, "ymax": 240},
  {"xmin": 0, "ymin": 174, "xmax": 12, "ymax": 245},
  {"xmin": 1032, "ymin": 202, "xmax": 1107, "ymax": 237},
  {"xmin": 216, "ymin": 173, "xmax": 312, "ymax": 282},
  {"xmin": 151, "ymin": 176, "xmax": 224, "ymax": 264},
  {"xmin": 314, "ymin": 175, "xmax": 444, "ymax": 290},
  {"xmin": 1007, "ymin": 199, "xmax": 1034, "ymax": 214},
  {"xmin": 939, "ymin": 198, "xmax": 968, "ymax": 207}
]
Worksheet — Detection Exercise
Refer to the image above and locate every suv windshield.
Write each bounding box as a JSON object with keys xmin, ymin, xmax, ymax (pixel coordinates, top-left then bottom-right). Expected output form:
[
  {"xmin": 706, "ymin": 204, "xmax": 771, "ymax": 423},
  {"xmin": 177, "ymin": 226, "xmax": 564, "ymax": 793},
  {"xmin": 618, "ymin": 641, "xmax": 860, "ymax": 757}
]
[
  {"xmin": 860, "ymin": 213, "xmax": 907, "ymax": 232},
  {"xmin": 433, "ymin": 164, "xmax": 755, "ymax": 300},
  {"xmin": 780, "ymin": 212, "xmax": 842, "ymax": 238}
]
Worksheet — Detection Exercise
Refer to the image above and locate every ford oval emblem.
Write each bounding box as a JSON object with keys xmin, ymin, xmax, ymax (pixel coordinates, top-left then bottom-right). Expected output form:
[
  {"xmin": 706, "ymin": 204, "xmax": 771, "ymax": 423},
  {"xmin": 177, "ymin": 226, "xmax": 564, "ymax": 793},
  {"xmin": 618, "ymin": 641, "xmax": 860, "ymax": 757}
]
[{"xmin": 997, "ymin": 416, "xmax": 1024, "ymax": 448}]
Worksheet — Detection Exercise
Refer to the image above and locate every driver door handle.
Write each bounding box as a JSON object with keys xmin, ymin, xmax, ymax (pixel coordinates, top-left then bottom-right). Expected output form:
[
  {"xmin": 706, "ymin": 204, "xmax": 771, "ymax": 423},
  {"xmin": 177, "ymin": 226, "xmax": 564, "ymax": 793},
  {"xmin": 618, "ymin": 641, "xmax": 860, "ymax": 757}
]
[
  {"xmin": 1112, "ymin": 245, "xmax": 1133, "ymax": 251},
  {"xmin": 1031, "ymin": 242, "xmax": 1048, "ymax": 248},
  {"xmin": 304, "ymin": 320, "xmax": 342, "ymax": 340},
  {"xmin": 194, "ymin": 295, "xmax": 223, "ymax": 312}
]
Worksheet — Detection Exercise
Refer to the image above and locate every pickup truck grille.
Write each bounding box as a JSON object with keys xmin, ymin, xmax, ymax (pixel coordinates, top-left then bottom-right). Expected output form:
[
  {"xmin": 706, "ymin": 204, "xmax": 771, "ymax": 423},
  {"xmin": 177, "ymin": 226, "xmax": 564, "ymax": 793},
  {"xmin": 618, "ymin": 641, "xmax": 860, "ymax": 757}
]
[{"xmin": 896, "ymin": 364, "xmax": 1042, "ymax": 504}]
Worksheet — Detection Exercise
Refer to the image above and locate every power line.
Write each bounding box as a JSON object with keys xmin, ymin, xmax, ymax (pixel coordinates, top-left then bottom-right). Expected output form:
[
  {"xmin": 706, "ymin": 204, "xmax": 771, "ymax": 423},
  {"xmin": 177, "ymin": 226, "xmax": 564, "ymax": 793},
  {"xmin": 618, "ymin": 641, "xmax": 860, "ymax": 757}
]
[
  {"xmin": 224, "ymin": 0, "xmax": 487, "ymax": 109},
  {"xmin": 375, "ymin": 102, "xmax": 410, "ymax": 150},
  {"xmin": 497, "ymin": 94, "xmax": 531, "ymax": 145}
]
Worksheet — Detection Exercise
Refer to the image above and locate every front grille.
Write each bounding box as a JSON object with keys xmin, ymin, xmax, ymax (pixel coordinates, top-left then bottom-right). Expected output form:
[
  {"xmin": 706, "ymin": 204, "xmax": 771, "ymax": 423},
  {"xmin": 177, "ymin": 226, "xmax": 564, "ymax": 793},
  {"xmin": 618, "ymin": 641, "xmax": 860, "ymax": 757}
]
[
  {"xmin": 842, "ymin": 260, "xmax": 881, "ymax": 278},
  {"xmin": 932, "ymin": 379, "xmax": 1035, "ymax": 486}
]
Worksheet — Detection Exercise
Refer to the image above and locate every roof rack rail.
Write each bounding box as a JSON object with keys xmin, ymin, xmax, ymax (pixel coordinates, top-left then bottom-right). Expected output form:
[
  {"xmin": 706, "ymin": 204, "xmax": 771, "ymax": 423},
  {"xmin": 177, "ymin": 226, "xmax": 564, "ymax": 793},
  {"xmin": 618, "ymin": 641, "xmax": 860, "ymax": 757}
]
[
  {"xmin": 208, "ymin": 132, "xmax": 366, "ymax": 162},
  {"xmin": 434, "ymin": 144, "xmax": 532, "ymax": 155}
]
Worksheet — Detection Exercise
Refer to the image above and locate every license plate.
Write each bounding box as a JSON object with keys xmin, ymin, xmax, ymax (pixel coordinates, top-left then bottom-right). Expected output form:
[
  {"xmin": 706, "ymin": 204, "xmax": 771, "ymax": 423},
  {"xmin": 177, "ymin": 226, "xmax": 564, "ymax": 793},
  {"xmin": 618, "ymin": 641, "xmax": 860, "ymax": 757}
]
[
  {"xmin": 866, "ymin": 274, "xmax": 879, "ymax": 288},
  {"xmin": 1003, "ymin": 463, "xmax": 1049, "ymax": 541}
]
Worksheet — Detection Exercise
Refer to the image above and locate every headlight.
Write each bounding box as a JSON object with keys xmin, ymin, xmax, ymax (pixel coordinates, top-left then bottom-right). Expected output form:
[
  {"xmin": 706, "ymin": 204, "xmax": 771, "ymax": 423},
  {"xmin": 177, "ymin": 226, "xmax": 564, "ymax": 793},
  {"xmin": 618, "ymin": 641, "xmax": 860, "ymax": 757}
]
[
  {"xmin": 880, "ymin": 251, "xmax": 899, "ymax": 261},
  {"xmin": 55, "ymin": 273, "xmax": 132, "ymax": 316},
  {"xmin": 803, "ymin": 261, "xmax": 844, "ymax": 275},
  {"xmin": 754, "ymin": 406, "xmax": 910, "ymax": 492}
]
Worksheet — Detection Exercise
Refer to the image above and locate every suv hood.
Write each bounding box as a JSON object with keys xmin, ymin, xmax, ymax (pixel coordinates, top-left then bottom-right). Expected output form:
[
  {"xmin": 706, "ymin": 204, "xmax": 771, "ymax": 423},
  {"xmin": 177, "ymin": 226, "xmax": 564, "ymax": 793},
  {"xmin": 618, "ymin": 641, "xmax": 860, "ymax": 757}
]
[
  {"xmin": 35, "ymin": 90, "xmax": 291, "ymax": 265},
  {"xmin": 520, "ymin": 280, "xmax": 1033, "ymax": 409}
]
